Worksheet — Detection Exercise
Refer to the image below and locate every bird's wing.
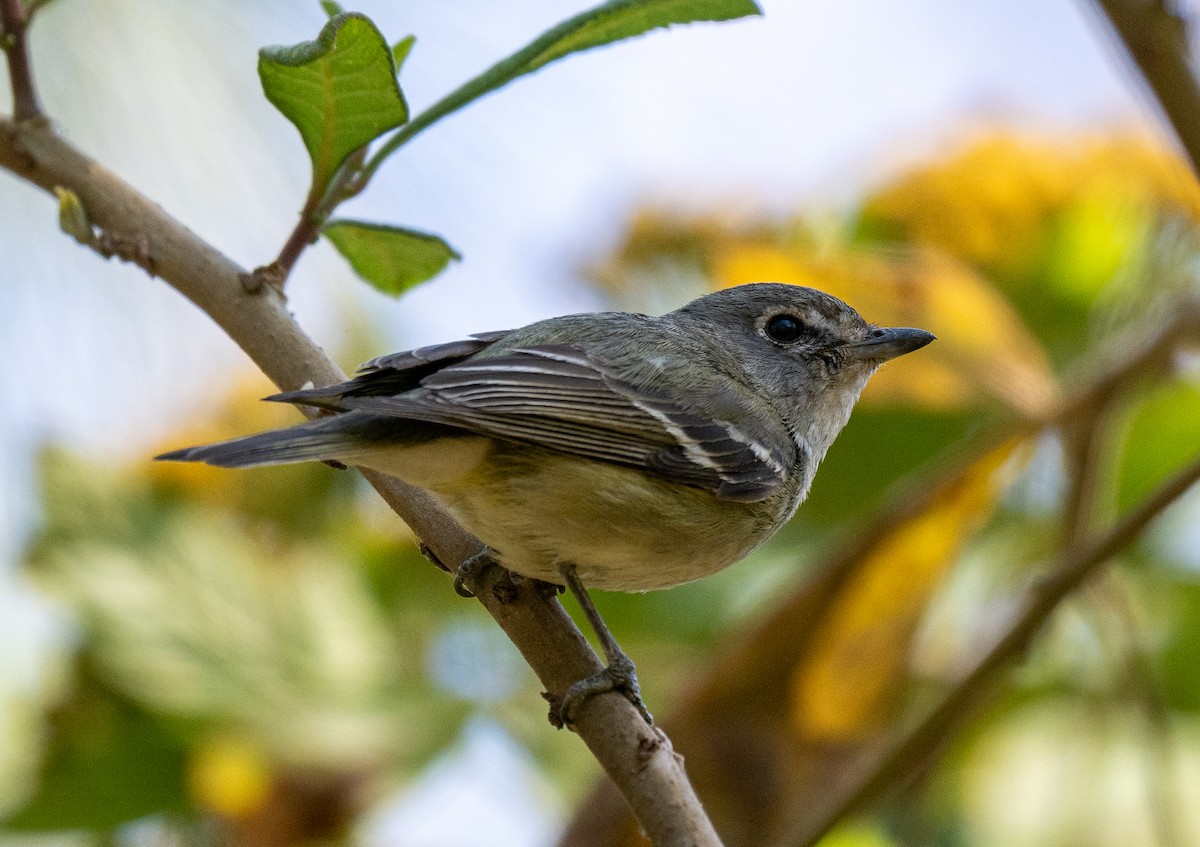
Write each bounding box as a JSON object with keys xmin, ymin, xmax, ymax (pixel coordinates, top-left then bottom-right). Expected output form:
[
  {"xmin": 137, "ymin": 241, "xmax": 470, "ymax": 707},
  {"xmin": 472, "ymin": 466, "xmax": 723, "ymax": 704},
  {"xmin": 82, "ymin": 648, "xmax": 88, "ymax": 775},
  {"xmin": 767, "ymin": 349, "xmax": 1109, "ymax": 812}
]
[
  {"xmin": 357, "ymin": 330, "xmax": 513, "ymax": 375},
  {"xmin": 266, "ymin": 330, "xmax": 513, "ymax": 410},
  {"xmin": 336, "ymin": 344, "xmax": 793, "ymax": 502}
]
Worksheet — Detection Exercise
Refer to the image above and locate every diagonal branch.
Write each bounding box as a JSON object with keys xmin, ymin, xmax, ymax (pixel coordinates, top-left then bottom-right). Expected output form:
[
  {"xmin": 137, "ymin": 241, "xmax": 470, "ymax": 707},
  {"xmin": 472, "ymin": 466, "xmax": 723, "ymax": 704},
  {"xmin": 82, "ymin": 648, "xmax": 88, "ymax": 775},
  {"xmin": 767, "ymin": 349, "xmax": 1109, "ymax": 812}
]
[
  {"xmin": 792, "ymin": 452, "xmax": 1200, "ymax": 847},
  {"xmin": 0, "ymin": 114, "xmax": 724, "ymax": 847}
]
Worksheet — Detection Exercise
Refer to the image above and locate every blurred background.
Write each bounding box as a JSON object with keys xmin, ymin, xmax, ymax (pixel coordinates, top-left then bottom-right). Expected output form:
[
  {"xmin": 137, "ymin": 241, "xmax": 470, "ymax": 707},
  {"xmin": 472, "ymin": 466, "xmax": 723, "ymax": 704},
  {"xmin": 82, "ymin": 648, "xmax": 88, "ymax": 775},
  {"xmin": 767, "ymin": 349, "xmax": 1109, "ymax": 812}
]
[{"xmin": 3, "ymin": 1, "xmax": 1200, "ymax": 845}]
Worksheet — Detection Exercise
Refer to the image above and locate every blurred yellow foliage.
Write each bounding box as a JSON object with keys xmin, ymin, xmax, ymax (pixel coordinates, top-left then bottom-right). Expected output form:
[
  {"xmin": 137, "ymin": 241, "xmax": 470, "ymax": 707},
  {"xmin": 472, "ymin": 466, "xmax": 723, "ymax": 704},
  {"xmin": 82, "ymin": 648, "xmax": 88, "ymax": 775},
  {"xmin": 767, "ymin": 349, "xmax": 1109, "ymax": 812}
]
[
  {"xmin": 713, "ymin": 246, "xmax": 1057, "ymax": 416},
  {"xmin": 189, "ymin": 736, "xmax": 274, "ymax": 818},
  {"xmin": 589, "ymin": 206, "xmax": 750, "ymax": 293},
  {"xmin": 590, "ymin": 132, "xmax": 1199, "ymax": 422},
  {"xmin": 144, "ymin": 375, "xmax": 356, "ymax": 534},
  {"xmin": 864, "ymin": 132, "xmax": 1200, "ymax": 283},
  {"xmin": 790, "ymin": 439, "xmax": 1021, "ymax": 740},
  {"xmin": 146, "ymin": 376, "xmax": 299, "ymax": 504}
]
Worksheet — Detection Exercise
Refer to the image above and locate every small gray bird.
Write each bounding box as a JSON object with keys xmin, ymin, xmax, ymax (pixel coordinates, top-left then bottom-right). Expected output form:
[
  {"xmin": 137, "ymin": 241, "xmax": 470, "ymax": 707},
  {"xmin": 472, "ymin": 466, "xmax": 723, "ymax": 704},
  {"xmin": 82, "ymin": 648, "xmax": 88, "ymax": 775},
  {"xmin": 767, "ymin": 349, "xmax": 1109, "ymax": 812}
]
[{"xmin": 159, "ymin": 283, "xmax": 933, "ymax": 722}]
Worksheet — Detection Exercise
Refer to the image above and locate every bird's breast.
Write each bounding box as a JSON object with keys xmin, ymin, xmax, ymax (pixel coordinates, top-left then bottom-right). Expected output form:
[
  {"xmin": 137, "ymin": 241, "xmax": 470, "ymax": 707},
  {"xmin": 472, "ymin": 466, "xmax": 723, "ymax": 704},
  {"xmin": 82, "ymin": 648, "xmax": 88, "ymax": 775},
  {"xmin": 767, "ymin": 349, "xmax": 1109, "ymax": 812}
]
[{"xmin": 427, "ymin": 446, "xmax": 791, "ymax": 592}]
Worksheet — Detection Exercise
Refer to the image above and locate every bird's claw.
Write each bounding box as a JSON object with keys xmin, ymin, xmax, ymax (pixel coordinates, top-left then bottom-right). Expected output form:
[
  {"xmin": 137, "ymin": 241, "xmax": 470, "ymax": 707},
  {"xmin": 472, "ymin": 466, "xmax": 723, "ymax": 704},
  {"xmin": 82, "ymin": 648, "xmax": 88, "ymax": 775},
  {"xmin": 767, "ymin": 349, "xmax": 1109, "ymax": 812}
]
[
  {"xmin": 453, "ymin": 549, "xmax": 497, "ymax": 598},
  {"xmin": 552, "ymin": 651, "xmax": 653, "ymax": 728}
]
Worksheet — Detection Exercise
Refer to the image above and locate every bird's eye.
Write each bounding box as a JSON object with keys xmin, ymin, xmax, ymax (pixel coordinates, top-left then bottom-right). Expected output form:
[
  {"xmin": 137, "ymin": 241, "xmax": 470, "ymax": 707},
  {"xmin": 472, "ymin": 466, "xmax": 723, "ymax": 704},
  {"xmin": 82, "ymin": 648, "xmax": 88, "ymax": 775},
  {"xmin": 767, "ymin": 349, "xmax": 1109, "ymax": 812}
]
[{"xmin": 764, "ymin": 314, "xmax": 806, "ymax": 344}]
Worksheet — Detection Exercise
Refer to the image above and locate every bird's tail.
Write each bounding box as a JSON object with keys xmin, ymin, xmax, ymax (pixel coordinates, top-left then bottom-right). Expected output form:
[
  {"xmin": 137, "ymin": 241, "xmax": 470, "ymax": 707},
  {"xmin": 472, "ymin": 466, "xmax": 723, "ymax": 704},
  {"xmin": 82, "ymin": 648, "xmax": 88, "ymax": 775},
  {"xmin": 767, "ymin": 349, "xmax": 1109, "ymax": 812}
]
[{"xmin": 155, "ymin": 417, "xmax": 360, "ymax": 469}]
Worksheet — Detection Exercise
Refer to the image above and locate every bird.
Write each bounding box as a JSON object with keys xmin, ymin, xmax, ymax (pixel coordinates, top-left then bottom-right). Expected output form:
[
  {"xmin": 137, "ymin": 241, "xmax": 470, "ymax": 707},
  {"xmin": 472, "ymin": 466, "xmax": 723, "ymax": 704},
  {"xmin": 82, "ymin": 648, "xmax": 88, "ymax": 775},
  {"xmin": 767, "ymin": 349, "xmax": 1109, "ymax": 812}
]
[{"xmin": 158, "ymin": 282, "xmax": 934, "ymax": 723}]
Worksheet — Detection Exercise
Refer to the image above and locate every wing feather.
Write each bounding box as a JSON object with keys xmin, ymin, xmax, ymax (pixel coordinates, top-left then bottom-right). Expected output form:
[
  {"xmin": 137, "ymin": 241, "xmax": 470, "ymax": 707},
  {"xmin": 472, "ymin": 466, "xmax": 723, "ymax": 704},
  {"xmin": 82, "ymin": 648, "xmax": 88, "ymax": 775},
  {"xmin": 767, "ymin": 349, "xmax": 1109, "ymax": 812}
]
[
  {"xmin": 337, "ymin": 343, "xmax": 793, "ymax": 501},
  {"xmin": 268, "ymin": 331, "xmax": 514, "ymax": 409}
]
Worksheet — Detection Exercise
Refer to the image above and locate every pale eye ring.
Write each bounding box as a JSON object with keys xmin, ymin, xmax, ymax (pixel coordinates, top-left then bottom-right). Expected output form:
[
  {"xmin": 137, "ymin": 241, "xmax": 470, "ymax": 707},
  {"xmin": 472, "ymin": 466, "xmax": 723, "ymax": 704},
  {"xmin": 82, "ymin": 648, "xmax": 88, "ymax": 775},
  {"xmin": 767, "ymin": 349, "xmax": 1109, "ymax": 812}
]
[{"xmin": 764, "ymin": 313, "xmax": 806, "ymax": 344}]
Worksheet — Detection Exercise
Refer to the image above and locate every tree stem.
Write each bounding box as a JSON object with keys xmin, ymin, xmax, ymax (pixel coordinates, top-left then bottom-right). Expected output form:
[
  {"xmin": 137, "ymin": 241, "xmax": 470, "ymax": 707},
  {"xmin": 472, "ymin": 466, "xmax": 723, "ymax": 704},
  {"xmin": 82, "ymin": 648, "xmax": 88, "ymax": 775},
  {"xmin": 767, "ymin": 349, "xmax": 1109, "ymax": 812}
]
[{"xmin": 1, "ymin": 0, "xmax": 44, "ymax": 122}]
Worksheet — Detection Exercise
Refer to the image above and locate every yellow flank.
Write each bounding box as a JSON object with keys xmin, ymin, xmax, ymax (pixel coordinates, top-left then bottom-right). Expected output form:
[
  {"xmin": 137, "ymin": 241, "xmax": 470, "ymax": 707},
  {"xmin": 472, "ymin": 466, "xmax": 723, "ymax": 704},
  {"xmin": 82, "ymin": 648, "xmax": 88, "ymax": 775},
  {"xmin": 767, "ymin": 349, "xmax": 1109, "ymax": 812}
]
[
  {"xmin": 358, "ymin": 433, "xmax": 494, "ymax": 490},
  {"xmin": 417, "ymin": 445, "xmax": 786, "ymax": 592}
]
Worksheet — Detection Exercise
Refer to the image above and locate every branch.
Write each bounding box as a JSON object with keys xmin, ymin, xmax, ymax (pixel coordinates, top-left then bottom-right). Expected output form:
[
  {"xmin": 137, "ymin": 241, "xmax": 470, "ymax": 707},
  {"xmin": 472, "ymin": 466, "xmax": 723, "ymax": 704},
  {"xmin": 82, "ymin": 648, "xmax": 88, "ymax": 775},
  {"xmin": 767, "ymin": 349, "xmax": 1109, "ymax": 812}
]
[
  {"xmin": 1061, "ymin": 389, "xmax": 1118, "ymax": 545},
  {"xmin": 1, "ymin": 0, "xmax": 44, "ymax": 122},
  {"xmin": 249, "ymin": 148, "xmax": 366, "ymax": 292},
  {"xmin": 792, "ymin": 453, "xmax": 1200, "ymax": 847},
  {"xmin": 0, "ymin": 115, "xmax": 724, "ymax": 847},
  {"xmin": 1090, "ymin": 0, "xmax": 1200, "ymax": 174}
]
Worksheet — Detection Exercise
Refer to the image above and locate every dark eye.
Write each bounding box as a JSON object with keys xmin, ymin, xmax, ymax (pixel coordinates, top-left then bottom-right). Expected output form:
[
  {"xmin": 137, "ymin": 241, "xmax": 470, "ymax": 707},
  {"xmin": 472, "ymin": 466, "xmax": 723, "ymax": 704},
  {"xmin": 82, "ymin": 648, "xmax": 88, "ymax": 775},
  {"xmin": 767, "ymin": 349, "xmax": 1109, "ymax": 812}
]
[{"xmin": 765, "ymin": 314, "xmax": 806, "ymax": 344}]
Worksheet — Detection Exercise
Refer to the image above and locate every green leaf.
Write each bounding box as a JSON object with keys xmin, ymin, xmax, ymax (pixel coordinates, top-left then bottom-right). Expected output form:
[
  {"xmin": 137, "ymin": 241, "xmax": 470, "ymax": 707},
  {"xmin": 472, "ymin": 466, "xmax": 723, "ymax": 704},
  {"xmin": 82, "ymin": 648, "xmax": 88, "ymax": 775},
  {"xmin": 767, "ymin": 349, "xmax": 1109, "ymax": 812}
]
[
  {"xmin": 258, "ymin": 13, "xmax": 409, "ymax": 198},
  {"xmin": 323, "ymin": 220, "xmax": 461, "ymax": 296},
  {"xmin": 1116, "ymin": 380, "xmax": 1200, "ymax": 513},
  {"xmin": 319, "ymin": 0, "xmax": 344, "ymax": 18},
  {"xmin": 392, "ymin": 35, "xmax": 416, "ymax": 74},
  {"xmin": 6, "ymin": 669, "xmax": 189, "ymax": 830},
  {"xmin": 798, "ymin": 407, "xmax": 978, "ymax": 526},
  {"xmin": 1156, "ymin": 577, "xmax": 1200, "ymax": 712},
  {"xmin": 514, "ymin": 0, "xmax": 762, "ymax": 72},
  {"xmin": 359, "ymin": 0, "xmax": 761, "ymax": 182}
]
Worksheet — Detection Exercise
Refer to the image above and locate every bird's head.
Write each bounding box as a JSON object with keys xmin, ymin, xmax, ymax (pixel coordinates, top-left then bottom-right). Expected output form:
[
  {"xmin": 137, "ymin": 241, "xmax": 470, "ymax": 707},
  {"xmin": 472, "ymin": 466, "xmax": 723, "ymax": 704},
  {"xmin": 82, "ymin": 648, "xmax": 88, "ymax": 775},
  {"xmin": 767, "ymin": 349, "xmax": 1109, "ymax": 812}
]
[{"xmin": 674, "ymin": 282, "xmax": 934, "ymax": 457}]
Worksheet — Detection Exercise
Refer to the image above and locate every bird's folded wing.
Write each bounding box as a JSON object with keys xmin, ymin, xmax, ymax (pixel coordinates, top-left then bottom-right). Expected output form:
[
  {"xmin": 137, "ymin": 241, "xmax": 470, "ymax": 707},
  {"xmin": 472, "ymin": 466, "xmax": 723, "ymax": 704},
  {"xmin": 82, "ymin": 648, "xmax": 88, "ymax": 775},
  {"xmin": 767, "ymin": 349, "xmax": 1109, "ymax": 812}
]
[
  {"xmin": 357, "ymin": 330, "xmax": 513, "ymax": 374},
  {"xmin": 337, "ymin": 344, "xmax": 793, "ymax": 502},
  {"xmin": 267, "ymin": 331, "xmax": 513, "ymax": 410}
]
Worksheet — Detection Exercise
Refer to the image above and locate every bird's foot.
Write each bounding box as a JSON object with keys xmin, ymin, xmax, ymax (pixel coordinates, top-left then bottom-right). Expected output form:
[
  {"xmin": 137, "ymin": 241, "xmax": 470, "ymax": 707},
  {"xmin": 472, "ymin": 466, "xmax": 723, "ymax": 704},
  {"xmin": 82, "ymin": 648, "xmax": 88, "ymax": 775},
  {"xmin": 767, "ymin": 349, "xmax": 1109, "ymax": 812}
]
[
  {"xmin": 550, "ymin": 650, "xmax": 653, "ymax": 729},
  {"xmin": 453, "ymin": 549, "xmax": 498, "ymax": 598}
]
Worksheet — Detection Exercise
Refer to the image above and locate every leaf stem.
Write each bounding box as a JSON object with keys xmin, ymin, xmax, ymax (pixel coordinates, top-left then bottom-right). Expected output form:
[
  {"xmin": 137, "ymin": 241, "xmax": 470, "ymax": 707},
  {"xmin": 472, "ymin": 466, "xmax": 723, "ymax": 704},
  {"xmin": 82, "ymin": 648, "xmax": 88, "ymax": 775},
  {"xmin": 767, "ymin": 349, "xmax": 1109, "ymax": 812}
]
[
  {"xmin": 1, "ymin": 0, "xmax": 44, "ymax": 122},
  {"xmin": 253, "ymin": 148, "xmax": 367, "ymax": 291}
]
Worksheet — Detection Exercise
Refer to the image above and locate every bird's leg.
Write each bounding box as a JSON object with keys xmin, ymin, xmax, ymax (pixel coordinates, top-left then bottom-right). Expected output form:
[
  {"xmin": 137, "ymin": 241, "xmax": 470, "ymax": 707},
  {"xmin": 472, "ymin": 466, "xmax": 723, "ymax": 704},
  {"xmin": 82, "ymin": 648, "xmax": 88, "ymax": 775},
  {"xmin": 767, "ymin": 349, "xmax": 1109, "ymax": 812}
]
[
  {"xmin": 555, "ymin": 563, "xmax": 653, "ymax": 728},
  {"xmin": 453, "ymin": 548, "xmax": 499, "ymax": 598}
]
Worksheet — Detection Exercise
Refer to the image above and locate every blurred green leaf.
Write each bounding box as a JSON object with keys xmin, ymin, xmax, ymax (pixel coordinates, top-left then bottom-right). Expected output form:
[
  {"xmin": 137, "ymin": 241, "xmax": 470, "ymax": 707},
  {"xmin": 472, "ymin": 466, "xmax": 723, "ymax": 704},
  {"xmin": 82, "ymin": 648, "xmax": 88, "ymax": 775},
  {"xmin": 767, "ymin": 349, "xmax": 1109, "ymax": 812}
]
[
  {"xmin": 21, "ymin": 438, "xmax": 479, "ymax": 817},
  {"xmin": 6, "ymin": 669, "xmax": 189, "ymax": 830},
  {"xmin": 323, "ymin": 220, "xmax": 460, "ymax": 296},
  {"xmin": 1155, "ymin": 577, "xmax": 1200, "ymax": 712},
  {"xmin": 319, "ymin": 0, "xmax": 344, "ymax": 18},
  {"xmin": 258, "ymin": 13, "xmax": 408, "ymax": 198},
  {"xmin": 798, "ymin": 408, "xmax": 978, "ymax": 526},
  {"xmin": 817, "ymin": 823, "xmax": 896, "ymax": 847},
  {"xmin": 29, "ymin": 448, "xmax": 156, "ymax": 554},
  {"xmin": 1042, "ymin": 189, "xmax": 1152, "ymax": 305},
  {"xmin": 1116, "ymin": 380, "xmax": 1200, "ymax": 513}
]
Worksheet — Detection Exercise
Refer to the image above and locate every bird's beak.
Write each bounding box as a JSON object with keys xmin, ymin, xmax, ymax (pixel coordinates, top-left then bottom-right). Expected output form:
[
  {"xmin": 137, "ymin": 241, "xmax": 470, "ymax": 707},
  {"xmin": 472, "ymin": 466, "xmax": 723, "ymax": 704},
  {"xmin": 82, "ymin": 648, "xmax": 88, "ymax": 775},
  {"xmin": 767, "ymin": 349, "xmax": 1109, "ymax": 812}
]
[{"xmin": 844, "ymin": 326, "xmax": 936, "ymax": 363}]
